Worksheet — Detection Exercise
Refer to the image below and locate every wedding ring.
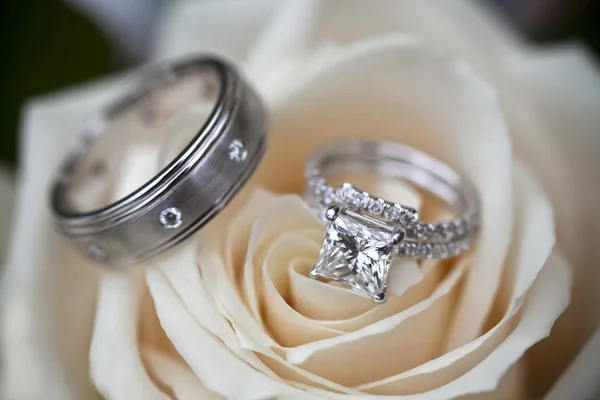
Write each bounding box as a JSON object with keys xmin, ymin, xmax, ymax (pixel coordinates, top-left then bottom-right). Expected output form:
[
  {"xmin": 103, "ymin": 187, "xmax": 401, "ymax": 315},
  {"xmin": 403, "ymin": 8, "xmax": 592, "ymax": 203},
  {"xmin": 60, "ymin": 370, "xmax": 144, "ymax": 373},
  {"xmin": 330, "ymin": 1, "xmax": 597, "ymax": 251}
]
[
  {"xmin": 50, "ymin": 56, "xmax": 267, "ymax": 266},
  {"xmin": 305, "ymin": 140, "xmax": 480, "ymax": 303}
]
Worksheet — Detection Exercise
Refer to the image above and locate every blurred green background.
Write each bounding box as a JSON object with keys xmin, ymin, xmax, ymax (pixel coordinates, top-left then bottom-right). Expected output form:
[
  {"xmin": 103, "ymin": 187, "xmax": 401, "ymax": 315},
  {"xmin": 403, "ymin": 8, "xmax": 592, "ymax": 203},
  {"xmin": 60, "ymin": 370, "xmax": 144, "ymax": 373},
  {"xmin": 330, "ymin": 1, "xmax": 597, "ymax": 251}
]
[
  {"xmin": 0, "ymin": 0, "xmax": 112, "ymax": 168},
  {"xmin": 0, "ymin": 0, "xmax": 598, "ymax": 171}
]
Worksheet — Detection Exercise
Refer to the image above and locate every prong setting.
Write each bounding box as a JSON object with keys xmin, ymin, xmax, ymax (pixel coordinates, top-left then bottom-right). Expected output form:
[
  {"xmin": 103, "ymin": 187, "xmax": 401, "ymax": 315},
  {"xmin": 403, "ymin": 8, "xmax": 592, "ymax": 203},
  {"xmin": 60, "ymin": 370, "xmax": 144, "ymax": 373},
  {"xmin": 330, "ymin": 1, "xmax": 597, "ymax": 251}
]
[
  {"xmin": 325, "ymin": 204, "xmax": 341, "ymax": 222},
  {"xmin": 373, "ymin": 285, "xmax": 387, "ymax": 304},
  {"xmin": 389, "ymin": 228, "xmax": 405, "ymax": 246}
]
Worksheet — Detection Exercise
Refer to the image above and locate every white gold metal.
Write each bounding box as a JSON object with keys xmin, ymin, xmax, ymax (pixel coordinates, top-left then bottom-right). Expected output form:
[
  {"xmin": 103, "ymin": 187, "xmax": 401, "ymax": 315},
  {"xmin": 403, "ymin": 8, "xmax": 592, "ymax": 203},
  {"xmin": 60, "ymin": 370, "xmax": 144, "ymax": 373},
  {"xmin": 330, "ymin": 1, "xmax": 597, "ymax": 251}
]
[
  {"xmin": 325, "ymin": 204, "xmax": 341, "ymax": 222},
  {"xmin": 306, "ymin": 140, "xmax": 480, "ymax": 303},
  {"xmin": 389, "ymin": 229, "xmax": 405, "ymax": 246},
  {"xmin": 50, "ymin": 56, "xmax": 267, "ymax": 266},
  {"xmin": 373, "ymin": 287, "xmax": 387, "ymax": 304}
]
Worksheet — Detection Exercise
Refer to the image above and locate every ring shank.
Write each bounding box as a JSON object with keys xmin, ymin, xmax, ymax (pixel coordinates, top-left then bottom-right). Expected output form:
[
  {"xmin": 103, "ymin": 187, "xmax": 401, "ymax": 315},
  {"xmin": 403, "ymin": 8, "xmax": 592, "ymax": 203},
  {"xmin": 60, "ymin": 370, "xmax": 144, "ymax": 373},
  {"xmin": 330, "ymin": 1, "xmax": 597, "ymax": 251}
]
[
  {"xmin": 50, "ymin": 57, "xmax": 267, "ymax": 266},
  {"xmin": 305, "ymin": 140, "xmax": 479, "ymax": 259}
]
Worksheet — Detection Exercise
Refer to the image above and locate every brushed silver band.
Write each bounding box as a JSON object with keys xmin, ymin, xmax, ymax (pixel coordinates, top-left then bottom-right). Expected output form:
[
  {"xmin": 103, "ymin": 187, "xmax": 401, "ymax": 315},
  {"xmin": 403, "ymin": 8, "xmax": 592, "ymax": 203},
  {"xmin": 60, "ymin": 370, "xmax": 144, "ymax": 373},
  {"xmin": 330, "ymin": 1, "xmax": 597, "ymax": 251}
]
[
  {"xmin": 50, "ymin": 56, "xmax": 267, "ymax": 266},
  {"xmin": 305, "ymin": 140, "xmax": 480, "ymax": 259}
]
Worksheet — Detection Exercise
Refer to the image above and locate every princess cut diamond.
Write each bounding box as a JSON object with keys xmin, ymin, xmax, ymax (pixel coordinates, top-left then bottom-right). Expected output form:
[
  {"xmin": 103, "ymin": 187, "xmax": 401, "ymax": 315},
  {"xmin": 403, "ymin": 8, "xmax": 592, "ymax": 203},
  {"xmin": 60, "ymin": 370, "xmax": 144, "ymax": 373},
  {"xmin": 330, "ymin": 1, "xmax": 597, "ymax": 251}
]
[{"xmin": 311, "ymin": 207, "xmax": 400, "ymax": 302}]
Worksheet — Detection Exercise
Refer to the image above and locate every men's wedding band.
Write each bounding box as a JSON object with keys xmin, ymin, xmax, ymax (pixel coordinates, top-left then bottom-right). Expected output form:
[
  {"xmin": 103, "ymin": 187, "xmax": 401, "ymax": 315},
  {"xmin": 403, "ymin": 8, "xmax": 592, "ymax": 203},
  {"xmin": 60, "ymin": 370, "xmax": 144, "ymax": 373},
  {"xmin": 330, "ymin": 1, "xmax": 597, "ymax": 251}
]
[{"xmin": 50, "ymin": 56, "xmax": 267, "ymax": 266}]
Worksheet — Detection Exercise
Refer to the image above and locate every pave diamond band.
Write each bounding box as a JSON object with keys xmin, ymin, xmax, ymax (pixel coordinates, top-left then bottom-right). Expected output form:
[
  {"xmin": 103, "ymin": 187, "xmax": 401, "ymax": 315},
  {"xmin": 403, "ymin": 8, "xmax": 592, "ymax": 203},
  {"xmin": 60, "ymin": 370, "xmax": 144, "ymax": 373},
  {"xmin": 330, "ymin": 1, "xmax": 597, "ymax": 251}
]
[
  {"xmin": 307, "ymin": 179, "xmax": 478, "ymax": 258},
  {"xmin": 305, "ymin": 140, "xmax": 480, "ymax": 303}
]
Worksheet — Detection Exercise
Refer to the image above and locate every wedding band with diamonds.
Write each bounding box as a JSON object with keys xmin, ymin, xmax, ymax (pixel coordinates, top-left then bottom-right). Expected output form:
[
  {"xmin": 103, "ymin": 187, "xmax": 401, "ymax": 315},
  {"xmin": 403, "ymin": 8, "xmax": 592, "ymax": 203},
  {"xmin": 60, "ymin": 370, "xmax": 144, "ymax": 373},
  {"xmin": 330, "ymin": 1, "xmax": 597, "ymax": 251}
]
[
  {"xmin": 305, "ymin": 140, "xmax": 480, "ymax": 303},
  {"xmin": 50, "ymin": 56, "xmax": 267, "ymax": 266}
]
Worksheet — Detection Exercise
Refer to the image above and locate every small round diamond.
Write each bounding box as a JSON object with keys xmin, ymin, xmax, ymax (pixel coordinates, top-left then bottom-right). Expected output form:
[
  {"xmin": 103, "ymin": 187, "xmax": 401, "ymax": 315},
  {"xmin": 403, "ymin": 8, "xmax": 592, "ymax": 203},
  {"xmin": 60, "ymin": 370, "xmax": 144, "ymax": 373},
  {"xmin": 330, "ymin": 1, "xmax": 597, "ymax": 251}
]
[
  {"xmin": 337, "ymin": 184, "xmax": 357, "ymax": 203},
  {"xmin": 447, "ymin": 242, "xmax": 459, "ymax": 257},
  {"xmin": 228, "ymin": 139, "xmax": 247, "ymax": 162},
  {"xmin": 323, "ymin": 187, "xmax": 336, "ymax": 205},
  {"xmin": 383, "ymin": 204, "xmax": 401, "ymax": 221},
  {"xmin": 351, "ymin": 192, "xmax": 369, "ymax": 209},
  {"xmin": 430, "ymin": 244, "xmax": 440, "ymax": 258},
  {"xmin": 453, "ymin": 220, "xmax": 466, "ymax": 236},
  {"xmin": 314, "ymin": 180, "xmax": 328, "ymax": 196},
  {"xmin": 400, "ymin": 241, "xmax": 417, "ymax": 257},
  {"xmin": 431, "ymin": 224, "xmax": 445, "ymax": 240},
  {"xmin": 400, "ymin": 209, "xmax": 419, "ymax": 227},
  {"xmin": 160, "ymin": 207, "xmax": 183, "ymax": 229},
  {"xmin": 416, "ymin": 224, "xmax": 429, "ymax": 239},
  {"xmin": 368, "ymin": 199, "xmax": 385, "ymax": 215},
  {"xmin": 418, "ymin": 223, "xmax": 436, "ymax": 238},
  {"xmin": 438, "ymin": 244, "xmax": 450, "ymax": 258},
  {"xmin": 420, "ymin": 243, "xmax": 433, "ymax": 258},
  {"xmin": 360, "ymin": 193, "xmax": 372, "ymax": 209},
  {"xmin": 369, "ymin": 200, "xmax": 384, "ymax": 215}
]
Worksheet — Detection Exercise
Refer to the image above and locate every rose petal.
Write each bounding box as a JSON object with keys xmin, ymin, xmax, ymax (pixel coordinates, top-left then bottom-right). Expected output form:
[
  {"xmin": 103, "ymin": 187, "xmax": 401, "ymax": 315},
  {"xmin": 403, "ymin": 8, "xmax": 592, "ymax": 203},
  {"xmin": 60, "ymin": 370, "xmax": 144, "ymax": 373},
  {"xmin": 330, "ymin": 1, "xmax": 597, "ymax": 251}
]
[
  {"xmin": 502, "ymin": 45, "xmax": 600, "ymax": 392},
  {"xmin": 318, "ymin": 259, "xmax": 447, "ymax": 333},
  {"xmin": 262, "ymin": 234, "xmax": 343, "ymax": 346},
  {"xmin": 151, "ymin": 237, "xmax": 359, "ymax": 395},
  {"xmin": 351, "ymin": 162, "xmax": 562, "ymax": 395},
  {"xmin": 284, "ymin": 256, "xmax": 468, "ymax": 385},
  {"xmin": 287, "ymin": 259, "xmax": 376, "ymax": 321},
  {"xmin": 142, "ymin": 347, "xmax": 225, "ymax": 400},
  {"xmin": 356, "ymin": 251, "xmax": 570, "ymax": 399},
  {"xmin": 457, "ymin": 360, "xmax": 526, "ymax": 400},
  {"xmin": 241, "ymin": 196, "xmax": 322, "ymax": 322},
  {"xmin": 544, "ymin": 327, "xmax": 600, "ymax": 400},
  {"xmin": 205, "ymin": 193, "xmax": 322, "ymax": 352},
  {"xmin": 88, "ymin": 144, "xmax": 170, "ymax": 399},
  {"xmin": 90, "ymin": 270, "xmax": 168, "ymax": 400},
  {"xmin": 0, "ymin": 77, "xmax": 125, "ymax": 399},
  {"xmin": 386, "ymin": 259, "xmax": 424, "ymax": 297},
  {"xmin": 153, "ymin": 0, "xmax": 279, "ymax": 63},
  {"xmin": 260, "ymin": 234, "xmax": 321, "ymax": 302},
  {"xmin": 261, "ymin": 229, "xmax": 423, "ymax": 326},
  {"xmin": 145, "ymin": 265, "xmax": 303, "ymax": 399},
  {"xmin": 241, "ymin": 0, "xmax": 520, "ymax": 104},
  {"xmin": 224, "ymin": 189, "xmax": 279, "ymax": 274},
  {"xmin": 150, "ymin": 242, "xmax": 283, "ymax": 381},
  {"xmin": 193, "ymin": 190, "xmax": 284, "ymax": 353}
]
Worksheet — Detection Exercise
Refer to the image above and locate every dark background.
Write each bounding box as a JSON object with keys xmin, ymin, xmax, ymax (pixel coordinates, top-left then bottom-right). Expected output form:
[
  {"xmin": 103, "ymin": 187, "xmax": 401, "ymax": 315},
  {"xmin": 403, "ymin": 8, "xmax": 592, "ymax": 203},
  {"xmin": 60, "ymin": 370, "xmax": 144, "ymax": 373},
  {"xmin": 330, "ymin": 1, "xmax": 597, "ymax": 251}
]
[{"xmin": 0, "ymin": 0, "xmax": 598, "ymax": 171}]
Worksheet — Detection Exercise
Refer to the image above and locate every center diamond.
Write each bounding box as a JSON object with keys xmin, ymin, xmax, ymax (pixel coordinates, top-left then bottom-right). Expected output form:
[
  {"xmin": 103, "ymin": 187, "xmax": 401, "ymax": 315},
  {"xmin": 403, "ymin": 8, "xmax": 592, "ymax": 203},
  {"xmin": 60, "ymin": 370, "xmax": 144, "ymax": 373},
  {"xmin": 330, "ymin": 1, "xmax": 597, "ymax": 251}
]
[{"xmin": 311, "ymin": 207, "xmax": 399, "ymax": 302}]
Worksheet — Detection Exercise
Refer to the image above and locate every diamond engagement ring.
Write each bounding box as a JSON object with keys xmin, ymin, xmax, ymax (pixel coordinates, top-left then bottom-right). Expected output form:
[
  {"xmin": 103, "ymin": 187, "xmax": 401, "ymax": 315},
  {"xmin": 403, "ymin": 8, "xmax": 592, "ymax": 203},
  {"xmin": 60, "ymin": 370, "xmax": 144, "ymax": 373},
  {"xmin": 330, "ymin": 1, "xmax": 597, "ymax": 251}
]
[
  {"xmin": 305, "ymin": 140, "xmax": 480, "ymax": 303},
  {"xmin": 50, "ymin": 56, "xmax": 266, "ymax": 266}
]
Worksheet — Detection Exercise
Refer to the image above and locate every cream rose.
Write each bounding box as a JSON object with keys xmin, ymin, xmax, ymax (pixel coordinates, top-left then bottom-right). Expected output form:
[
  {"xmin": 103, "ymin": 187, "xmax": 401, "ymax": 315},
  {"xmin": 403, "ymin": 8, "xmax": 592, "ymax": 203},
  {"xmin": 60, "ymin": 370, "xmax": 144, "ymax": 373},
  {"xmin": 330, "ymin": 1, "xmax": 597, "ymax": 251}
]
[{"xmin": 2, "ymin": 1, "xmax": 600, "ymax": 399}]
